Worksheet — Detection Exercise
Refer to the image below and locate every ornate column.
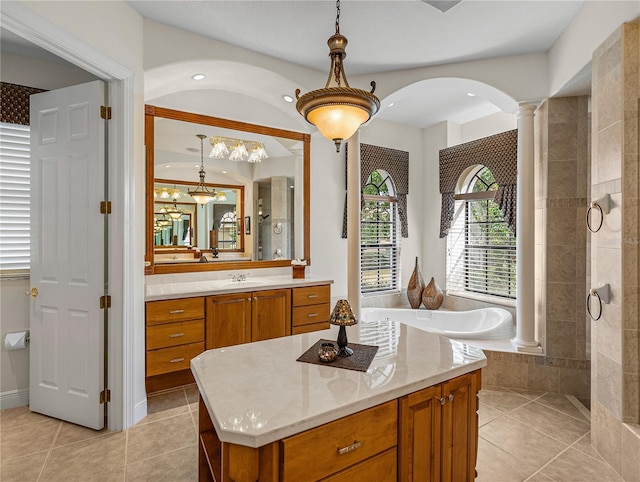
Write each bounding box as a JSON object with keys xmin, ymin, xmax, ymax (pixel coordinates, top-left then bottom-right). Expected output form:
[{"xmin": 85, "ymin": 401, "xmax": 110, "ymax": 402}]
[
  {"xmin": 513, "ymin": 103, "xmax": 541, "ymax": 352},
  {"xmin": 346, "ymin": 131, "xmax": 361, "ymax": 319}
]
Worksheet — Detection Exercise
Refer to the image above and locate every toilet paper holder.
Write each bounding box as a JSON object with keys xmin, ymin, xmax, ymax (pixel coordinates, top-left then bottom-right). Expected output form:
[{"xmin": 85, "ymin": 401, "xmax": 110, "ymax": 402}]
[
  {"xmin": 4, "ymin": 330, "xmax": 30, "ymax": 350},
  {"xmin": 586, "ymin": 284, "xmax": 610, "ymax": 321}
]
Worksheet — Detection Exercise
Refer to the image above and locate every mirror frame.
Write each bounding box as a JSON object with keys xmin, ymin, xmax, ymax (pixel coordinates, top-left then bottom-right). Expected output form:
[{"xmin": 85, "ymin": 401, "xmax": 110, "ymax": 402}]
[{"xmin": 145, "ymin": 105, "xmax": 311, "ymax": 275}]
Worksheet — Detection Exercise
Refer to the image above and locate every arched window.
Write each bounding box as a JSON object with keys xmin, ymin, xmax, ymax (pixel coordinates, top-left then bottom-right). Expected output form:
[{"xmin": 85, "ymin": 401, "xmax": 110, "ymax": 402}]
[
  {"xmin": 447, "ymin": 165, "xmax": 516, "ymax": 300},
  {"xmin": 361, "ymin": 170, "xmax": 400, "ymax": 293},
  {"xmin": 218, "ymin": 211, "xmax": 237, "ymax": 249}
]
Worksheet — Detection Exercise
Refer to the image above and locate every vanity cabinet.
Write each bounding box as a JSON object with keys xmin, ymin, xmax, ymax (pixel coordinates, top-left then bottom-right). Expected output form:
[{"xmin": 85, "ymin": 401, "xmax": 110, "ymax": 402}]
[
  {"xmin": 197, "ymin": 370, "xmax": 481, "ymax": 482},
  {"xmin": 145, "ymin": 297, "xmax": 205, "ymax": 391},
  {"xmin": 291, "ymin": 284, "xmax": 331, "ymax": 335},
  {"xmin": 399, "ymin": 370, "xmax": 481, "ymax": 482},
  {"xmin": 206, "ymin": 289, "xmax": 291, "ymax": 348}
]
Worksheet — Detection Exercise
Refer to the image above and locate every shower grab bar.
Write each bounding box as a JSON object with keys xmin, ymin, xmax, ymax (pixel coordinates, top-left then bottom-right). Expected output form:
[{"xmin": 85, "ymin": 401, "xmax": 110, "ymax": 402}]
[
  {"xmin": 586, "ymin": 283, "xmax": 610, "ymax": 321},
  {"xmin": 586, "ymin": 194, "xmax": 611, "ymax": 233}
]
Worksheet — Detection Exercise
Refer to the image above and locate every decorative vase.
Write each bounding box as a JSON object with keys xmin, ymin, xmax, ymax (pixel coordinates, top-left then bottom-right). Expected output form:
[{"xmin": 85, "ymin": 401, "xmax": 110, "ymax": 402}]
[
  {"xmin": 422, "ymin": 277, "xmax": 444, "ymax": 310},
  {"xmin": 407, "ymin": 256, "xmax": 425, "ymax": 309}
]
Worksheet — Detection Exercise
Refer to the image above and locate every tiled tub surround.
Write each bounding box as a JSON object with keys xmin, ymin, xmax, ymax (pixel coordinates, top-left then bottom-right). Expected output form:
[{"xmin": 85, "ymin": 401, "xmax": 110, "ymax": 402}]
[{"xmin": 590, "ymin": 19, "xmax": 640, "ymax": 481}]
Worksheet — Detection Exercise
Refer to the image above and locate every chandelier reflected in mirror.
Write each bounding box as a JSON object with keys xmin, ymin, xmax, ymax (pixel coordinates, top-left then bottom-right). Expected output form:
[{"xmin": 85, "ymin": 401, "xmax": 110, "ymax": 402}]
[
  {"xmin": 209, "ymin": 136, "xmax": 269, "ymax": 163},
  {"xmin": 188, "ymin": 134, "xmax": 217, "ymax": 205}
]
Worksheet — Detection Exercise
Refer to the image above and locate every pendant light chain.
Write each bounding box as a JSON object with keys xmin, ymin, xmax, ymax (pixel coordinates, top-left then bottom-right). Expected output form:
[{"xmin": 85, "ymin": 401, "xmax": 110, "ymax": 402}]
[
  {"xmin": 333, "ymin": 0, "xmax": 342, "ymax": 86},
  {"xmin": 335, "ymin": 0, "xmax": 340, "ymax": 33}
]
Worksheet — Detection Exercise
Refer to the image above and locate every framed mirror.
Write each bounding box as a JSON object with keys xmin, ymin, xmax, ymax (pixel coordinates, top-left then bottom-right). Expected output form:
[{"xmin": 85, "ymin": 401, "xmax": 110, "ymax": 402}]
[{"xmin": 145, "ymin": 105, "xmax": 310, "ymax": 274}]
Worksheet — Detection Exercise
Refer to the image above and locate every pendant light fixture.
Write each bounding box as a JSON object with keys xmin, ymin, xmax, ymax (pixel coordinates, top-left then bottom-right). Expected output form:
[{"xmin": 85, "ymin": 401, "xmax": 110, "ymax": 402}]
[
  {"xmin": 188, "ymin": 134, "xmax": 217, "ymax": 205},
  {"xmin": 295, "ymin": 0, "xmax": 380, "ymax": 152}
]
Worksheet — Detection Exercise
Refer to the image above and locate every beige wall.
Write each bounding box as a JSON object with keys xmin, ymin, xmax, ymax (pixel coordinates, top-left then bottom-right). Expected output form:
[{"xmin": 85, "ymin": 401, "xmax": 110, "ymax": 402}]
[{"xmin": 590, "ymin": 20, "xmax": 640, "ymax": 481}]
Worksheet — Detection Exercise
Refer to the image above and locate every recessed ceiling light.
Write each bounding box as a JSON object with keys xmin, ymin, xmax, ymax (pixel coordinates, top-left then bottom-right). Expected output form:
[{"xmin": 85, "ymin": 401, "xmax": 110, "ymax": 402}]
[
  {"xmin": 194, "ymin": 164, "xmax": 199, "ymax": 168},
  {"xmin": 192, "ymin": 73, "xmax": 206, "ymax": 81},
  {"xmin": 467, "ymin": 92, "xmax": 476, "ymax": 97},
  {"xmin": 282, "ymin": 94, "xmax": 294, "ymax": 103},
  {"xmin": 164, "ymin": 164, "xmax": 171, "ymax": 168},
  {"xmin": 221, "ymin": 170, "xmax": 228, "ymax": 174},
  {"xmin": 387, "ymin": 102, "xmax": 394, "ymax": 107}
]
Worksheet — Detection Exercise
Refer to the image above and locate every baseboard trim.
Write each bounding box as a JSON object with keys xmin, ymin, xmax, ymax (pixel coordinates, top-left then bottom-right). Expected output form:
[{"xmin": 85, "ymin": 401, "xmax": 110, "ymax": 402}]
[
  {"xmin": 0, "ymin": 388, "xmax": 29, "ymax": 410},
  {"xmin": 133, "ymin": 397, "xmax": 147, "ymax": 426}
]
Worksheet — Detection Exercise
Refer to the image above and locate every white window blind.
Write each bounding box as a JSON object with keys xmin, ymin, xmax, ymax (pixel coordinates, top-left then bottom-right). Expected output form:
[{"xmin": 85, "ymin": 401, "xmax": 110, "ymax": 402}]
[
  {"xmin": 447, "ymin": 166, "xmax": 516, "ymax": 300},
  {"xmin": 361, "ymin": 197, "xmax": 400, "ymax": 294},
  {"xmin": 0, "ymin": 123, "xmax": 31, "ymax": 274}
]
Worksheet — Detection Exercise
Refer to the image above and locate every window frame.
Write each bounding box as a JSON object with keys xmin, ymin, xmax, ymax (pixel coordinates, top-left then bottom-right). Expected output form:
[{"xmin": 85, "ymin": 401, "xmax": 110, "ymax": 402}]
[{"xmin": 360, "ymin": 169, "xmax": 401, "ymax": 295}]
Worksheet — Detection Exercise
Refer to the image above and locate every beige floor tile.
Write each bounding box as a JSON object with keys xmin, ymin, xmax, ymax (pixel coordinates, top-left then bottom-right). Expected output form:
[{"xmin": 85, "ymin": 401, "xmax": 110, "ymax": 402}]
[
  {"xmin": 125, "ymin": 445, "xmax": 197, "ymax": 481},
  {"xmin": 55, "ymin": 421, "xmax": 111, "ymax": 447},
  {"xmin": 480, "ymin": 415, "xmax": 567, "ymax": 468},
  {"xmin": 0, "ymin": 450, "xmax": 49, "ymax": 482},
  {"xmin": 140, "ymin": 389, "xmax": 190, "ymax": 425},
  {"xmin": 1, "ymin": 419, "xmax": 60, "ymax": 460},
  {"xmin": 571, "ymin": 432, "xmax": 606, "ymax": 462},
  {"xmin": 506, "ymin": 388, "xmax": 546, "ymax": 400},
  {"xmin": 539, "ymin": 447, "xmax": 624, "ymax": 481},
  {"xmin": 190, "ymin": 410, "xmax": 199, "ymax": 433},
  {"xmin": 126, "ymin": 413, "xmax": 197, "ymax": 464},
  {"xmin": 184, "ymin": 384, "xmax": 199, "ymax": 405},
  {"xmin": 39, "ymin": 432, "xmax": 126, "ymax": 482},
  {"xmin": 479, "ymin": 403, "xmax": 504, "ymax": 427},
  {"xmin": 509, "ymin": 401, "xmax": 590, "ymax": 445},
  {"xmin": 535, "ymin": 393, "xmax": 590, "ymax": 422},
  {"xmin": 479, "ymin": 388, "xmax": 531, "ymax": 412},
  {"xmin": 0, "ymin": 405, "xmax": 52, "ymax": 430},
  {"xmin": 83, "ymin": 467, "xmax": 126, "ymax": 481},
  {"xmin": 524, "ymin": 472, "xmax": 555, "ymax": 481},
  {"xmin": 476, "ymin": 437, "xmax": 539, "ymax": 482}
]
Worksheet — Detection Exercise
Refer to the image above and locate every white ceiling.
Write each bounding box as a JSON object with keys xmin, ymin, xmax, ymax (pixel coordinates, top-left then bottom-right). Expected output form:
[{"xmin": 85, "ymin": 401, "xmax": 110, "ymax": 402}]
[{"xmin": 3, "ymin": 1, "xmax": 590, "ymax": 128}]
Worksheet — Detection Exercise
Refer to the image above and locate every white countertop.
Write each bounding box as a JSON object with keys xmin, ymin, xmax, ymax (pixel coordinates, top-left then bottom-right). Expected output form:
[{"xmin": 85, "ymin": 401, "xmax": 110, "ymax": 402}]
[
  {"xmin": 145, "ymin": 275, "xmax": 333, "ymax": 301},
  {"xmin": 191, "ymin": 320, "xmax": 486, "ymax": 448}
]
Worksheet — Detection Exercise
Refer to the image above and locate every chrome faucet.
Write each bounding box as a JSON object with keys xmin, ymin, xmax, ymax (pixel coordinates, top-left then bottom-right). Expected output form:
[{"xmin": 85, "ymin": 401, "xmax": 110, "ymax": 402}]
[{"xmin": 231, "ymin": 273, "xmax": 247, "ymax": 282}]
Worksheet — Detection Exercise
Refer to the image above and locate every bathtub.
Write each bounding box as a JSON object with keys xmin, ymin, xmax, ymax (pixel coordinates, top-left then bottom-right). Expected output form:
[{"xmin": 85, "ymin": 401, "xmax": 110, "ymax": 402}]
[{"xmin": 360, "ymin": 307, "xmax": 515, "ymax": 340}]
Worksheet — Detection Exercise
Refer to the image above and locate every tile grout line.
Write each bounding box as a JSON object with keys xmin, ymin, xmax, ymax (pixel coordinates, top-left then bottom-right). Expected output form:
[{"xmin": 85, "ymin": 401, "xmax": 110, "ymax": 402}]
[
  {"xmin": 565, "ymin": 393, "xmax": 591, "ymax": 421},
  {"xmin": 35, "ymin": 421, "xmax": 62, "ymax": 482}
]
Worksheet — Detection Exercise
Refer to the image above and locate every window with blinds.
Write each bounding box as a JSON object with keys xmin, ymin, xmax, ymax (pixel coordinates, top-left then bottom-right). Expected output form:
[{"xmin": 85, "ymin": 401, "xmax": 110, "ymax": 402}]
[
  {"xmin": 447, "ymin": 165, "xmax": 516, "ymax": 300},
  {"xmin": 361, "ymin": 170, "xmax": 400, "ymax": 294},
  {"xmin": 0, "ymin": 123, "xmax": 30, "ymax": 275}
]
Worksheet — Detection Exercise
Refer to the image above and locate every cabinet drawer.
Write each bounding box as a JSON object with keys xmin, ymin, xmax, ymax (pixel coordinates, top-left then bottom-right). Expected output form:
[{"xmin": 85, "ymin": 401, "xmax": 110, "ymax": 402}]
[
  {"xmin": 146, "ymin": 342, "xmax": 204, "ymax": 376},
  {"xmin": 321, "ymin": 448, "xmax": 397, "ymax": 482},
  {"xmin": 146, "ymin": 320, "xmax": 204, "ymax": 350},
  {"xmin": 292, "ymin": 303, "xmax": 330, "ymax": 327},
  {"xmin": 292, "ymin": 285, "xmax": 331, "ymax": 307},
  {"xmin": 281, "ymin": 400, "xmax": 397, "ymax": 482},
  {"xmin": 146, "ymin": 297, "xmax": 204, "ymax": 325},
  {"xmin": 292, "ymin": 322, "xmax": 330, "ymax": 335}
]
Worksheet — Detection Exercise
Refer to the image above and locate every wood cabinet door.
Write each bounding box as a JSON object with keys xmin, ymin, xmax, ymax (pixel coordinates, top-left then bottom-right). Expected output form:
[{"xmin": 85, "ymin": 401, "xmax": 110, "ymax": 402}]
[
  {"xmin": 441, "ymin": 372, "xmax": 479, "ymax": 482},
  {"xmin": 399, "ymin": 384, "xmax": 441, "ymax": 482},
  {"xmin": 251, "ymin": 289, "xmax": 291, "ymax": 342},
  {"xmin": 206, "ymin": 293, "xmax": 251, "ymax": 349}
]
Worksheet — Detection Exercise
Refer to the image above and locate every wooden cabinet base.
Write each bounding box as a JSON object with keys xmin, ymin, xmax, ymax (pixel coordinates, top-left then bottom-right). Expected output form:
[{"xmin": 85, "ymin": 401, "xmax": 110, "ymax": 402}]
[
  {"xmin": 146, "ymin": 369, "xmax": 194, "ymax": 394},
  {"xmin": 198, "ymin": 370, "xmax": 481, "ymax": 482}
]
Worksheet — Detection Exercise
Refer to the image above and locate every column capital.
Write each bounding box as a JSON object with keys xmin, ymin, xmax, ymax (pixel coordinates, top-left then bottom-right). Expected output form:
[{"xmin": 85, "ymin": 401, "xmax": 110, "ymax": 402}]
[{"xmin": 516, "ymin": 102, "xmax": 539, "ymax": 117}]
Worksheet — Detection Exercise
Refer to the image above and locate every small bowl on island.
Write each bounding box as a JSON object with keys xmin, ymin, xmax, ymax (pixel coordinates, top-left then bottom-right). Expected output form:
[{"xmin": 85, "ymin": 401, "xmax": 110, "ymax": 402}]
[{"xmin": 318, "ymin": 342, "xmax": 338, "ymax": 363}]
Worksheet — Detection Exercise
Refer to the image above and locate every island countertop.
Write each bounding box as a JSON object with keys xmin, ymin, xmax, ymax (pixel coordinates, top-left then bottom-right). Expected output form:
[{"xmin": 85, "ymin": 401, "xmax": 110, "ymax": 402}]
[{"xmin": 190, "ymin": 319, "xmax": 486, "ymax": 448}]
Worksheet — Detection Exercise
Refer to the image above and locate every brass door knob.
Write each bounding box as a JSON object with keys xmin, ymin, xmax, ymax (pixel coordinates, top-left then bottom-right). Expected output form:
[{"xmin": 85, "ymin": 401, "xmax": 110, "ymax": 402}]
[{"xmin": 25, "ymin": 287, "xmax": 38, "ymax": 298}]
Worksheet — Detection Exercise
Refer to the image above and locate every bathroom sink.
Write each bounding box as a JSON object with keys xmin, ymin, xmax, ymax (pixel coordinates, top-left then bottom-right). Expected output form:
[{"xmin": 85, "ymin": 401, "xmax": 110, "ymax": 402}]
[{"xmin": 217, "ymin": 278, "xmax": 270, "ymax": 289}]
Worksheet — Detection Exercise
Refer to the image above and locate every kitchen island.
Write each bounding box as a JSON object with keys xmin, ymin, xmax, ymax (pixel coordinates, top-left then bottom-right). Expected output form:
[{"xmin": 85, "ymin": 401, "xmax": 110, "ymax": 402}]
[{"xmin": 191, "ymin": 319, "xmax": 486, "ymax": 481}]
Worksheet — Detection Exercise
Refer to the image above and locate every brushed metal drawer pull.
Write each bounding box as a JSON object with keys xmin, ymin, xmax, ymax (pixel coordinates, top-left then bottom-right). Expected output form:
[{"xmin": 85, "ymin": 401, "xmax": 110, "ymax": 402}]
[
  {"xmin": 169, "ymin": 357, "xmax": 185, "ymax": 363},
  {"xmin": 169, "ymin": 333, "xmax": 185, "ymax": 338},
  {"xmin": 338, "ymin": 440, "xmax": 362, "ymax": 455},
  {"xmin": 307, "ymin": 294, "xmax": 319, "ymax": 299},
  {"xmin": 169, "ymin": 309, "xmax": 185, "ymax": 314},
  {"xmin": 307, "ymin": 313, "xmax": 319, "ymax": 318}
]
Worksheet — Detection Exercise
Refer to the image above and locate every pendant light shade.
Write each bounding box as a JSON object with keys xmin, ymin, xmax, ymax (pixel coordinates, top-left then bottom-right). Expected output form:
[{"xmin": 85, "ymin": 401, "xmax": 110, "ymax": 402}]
[
  {"xmin": 188, "ymin": 134, "xmax": 217, "ymax": 205},
  {"xmin": 295, "ymin": 1, "xmax": 379, "ymax": 152}
]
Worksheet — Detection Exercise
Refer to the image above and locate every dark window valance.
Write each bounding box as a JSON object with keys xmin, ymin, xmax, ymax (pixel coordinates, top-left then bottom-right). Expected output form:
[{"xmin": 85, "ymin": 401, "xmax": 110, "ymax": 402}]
[
  {"xmin": 1, "ymin": 82, "xmax": 47, "ymax": 126},
  {"xmin": 439, "ymin": 129, "xmax": 518, "ymax": 238},
  {"xmin": 342, "ymin": 143, "xmax": 409, "ymax": 238}
]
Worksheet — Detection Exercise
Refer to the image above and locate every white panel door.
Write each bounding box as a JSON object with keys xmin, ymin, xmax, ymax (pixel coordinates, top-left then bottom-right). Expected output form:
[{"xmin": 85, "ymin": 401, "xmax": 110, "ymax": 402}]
[{"xmin": 29, "ymin": 80, "xmax": 106, "ymax": 430}]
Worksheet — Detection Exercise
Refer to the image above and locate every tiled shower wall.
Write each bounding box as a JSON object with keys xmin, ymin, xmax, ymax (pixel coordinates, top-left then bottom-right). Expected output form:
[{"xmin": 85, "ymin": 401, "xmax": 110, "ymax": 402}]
[{"xmin": 590, "ymin": 20, "xmax": 640, "ymax": 481}]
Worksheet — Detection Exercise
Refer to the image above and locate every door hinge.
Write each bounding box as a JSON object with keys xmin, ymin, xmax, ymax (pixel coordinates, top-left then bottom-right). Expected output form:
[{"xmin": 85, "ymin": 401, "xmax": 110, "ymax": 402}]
[
  {"xmin": 100, "ymin": 201, "xmax": 112, "ymax": 214},
  {"xmin": 100, "ymin": 295, "xmax": 111, "ymax": 309},
  {"xmin": 100, "ymin": 105, "xmax": 112, "ymax": 120},
  {"xmin": 100, "ymin": 389, "xmax": 111, "ymax": 404}
]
